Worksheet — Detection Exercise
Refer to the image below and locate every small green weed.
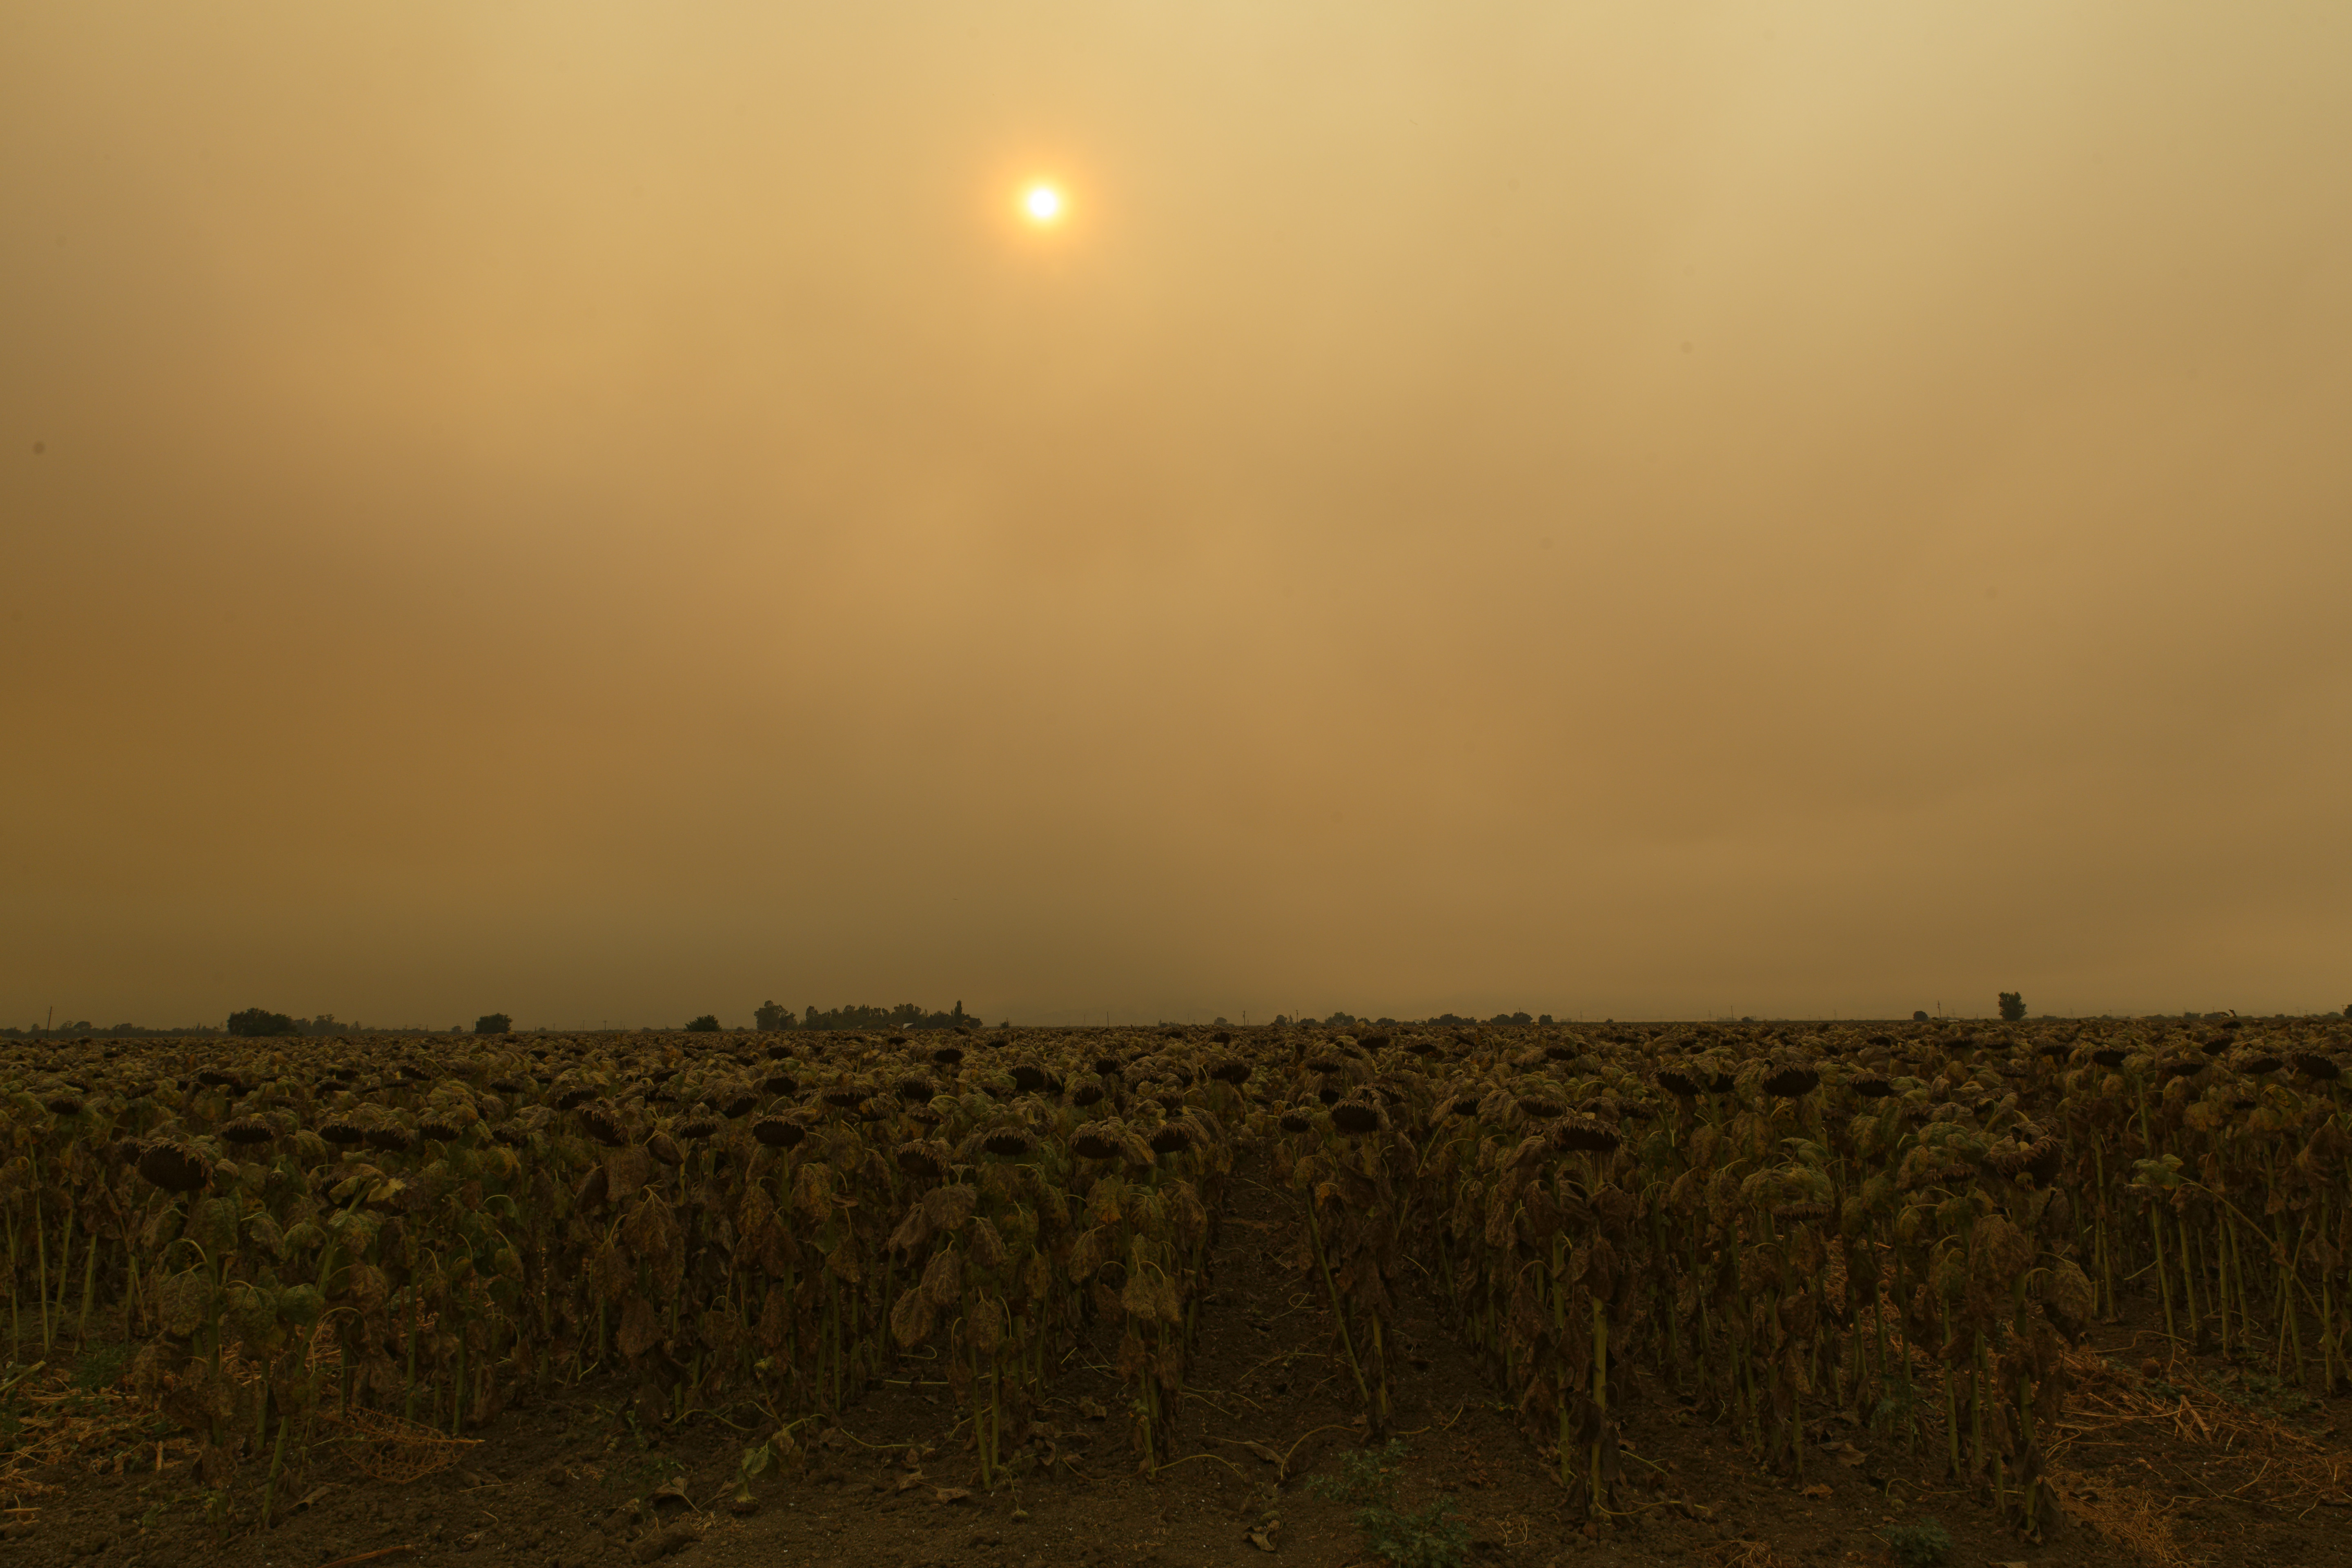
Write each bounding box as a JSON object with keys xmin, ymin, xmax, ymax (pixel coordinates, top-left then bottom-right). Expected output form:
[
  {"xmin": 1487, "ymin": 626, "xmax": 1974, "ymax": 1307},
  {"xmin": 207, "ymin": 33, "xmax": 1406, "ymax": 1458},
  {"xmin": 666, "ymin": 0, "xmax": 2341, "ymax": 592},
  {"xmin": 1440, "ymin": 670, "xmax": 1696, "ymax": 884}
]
[
  {"xmin": 1305, "ymin": 1440, "xmax": 1471, "ymax": 1568},
  {"xmin": 1869, "ymin": 1387, "xmax": 1918, "ymax": 1432},
  {"xmin": 2207, "ymin": 1368, "xmax": 2318, "ymax": 1419},
  {"xmin": 1881, "ymin": 1516, "xmax": 1952, "ymax": 1568},
  {"xmin": 74, "ymin": 1342, "xmax": 132, "ymax": 1394}
]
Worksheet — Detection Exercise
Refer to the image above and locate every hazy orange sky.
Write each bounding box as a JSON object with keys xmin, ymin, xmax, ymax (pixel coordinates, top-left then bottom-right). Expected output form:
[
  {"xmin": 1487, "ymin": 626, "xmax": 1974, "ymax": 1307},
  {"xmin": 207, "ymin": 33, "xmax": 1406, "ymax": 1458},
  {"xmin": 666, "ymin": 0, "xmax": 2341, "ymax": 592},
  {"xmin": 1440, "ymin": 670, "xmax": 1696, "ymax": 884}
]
[{"xmin": 5, "ymin": 4, "xmax": 2348, "ymax": 1029}]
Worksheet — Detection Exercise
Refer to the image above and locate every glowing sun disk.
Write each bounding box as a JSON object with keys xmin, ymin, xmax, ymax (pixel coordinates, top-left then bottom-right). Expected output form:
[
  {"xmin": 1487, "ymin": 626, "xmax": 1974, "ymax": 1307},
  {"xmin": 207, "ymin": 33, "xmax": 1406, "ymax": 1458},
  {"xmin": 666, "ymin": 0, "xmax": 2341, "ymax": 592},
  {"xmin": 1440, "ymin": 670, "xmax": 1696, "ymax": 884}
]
[{"xmin": 1024, "ymin": 185, "xmax": 1064, "ymax": 223}]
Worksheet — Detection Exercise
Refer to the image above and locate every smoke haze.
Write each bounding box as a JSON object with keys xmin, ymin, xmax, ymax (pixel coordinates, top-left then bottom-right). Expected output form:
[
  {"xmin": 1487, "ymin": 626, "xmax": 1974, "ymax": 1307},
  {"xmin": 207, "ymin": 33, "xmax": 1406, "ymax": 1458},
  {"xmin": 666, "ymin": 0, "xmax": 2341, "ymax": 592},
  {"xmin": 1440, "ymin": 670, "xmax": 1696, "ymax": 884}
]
[{"xmin": 5, "ymin": 3, "xmax": 2349, "ymax": 1027}]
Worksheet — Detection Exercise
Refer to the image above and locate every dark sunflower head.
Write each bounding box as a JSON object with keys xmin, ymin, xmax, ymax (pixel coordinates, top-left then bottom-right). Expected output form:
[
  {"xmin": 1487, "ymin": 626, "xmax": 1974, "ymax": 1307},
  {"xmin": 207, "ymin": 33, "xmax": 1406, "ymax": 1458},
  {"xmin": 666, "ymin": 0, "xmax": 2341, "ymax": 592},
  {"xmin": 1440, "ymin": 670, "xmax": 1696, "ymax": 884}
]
[{"xmin": 752, "ymin": 1114, "xmax": 805, "ymax": 1149}]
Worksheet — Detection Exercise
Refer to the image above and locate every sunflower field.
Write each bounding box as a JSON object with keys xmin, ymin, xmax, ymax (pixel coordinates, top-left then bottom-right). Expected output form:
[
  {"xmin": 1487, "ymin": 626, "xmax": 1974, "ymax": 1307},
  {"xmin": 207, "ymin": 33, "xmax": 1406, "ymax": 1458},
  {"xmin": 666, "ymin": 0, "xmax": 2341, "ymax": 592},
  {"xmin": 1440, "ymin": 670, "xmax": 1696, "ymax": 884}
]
[{"xmin": 2, "ymin": 1011, "xmax": 2346, "ymax": 1530}]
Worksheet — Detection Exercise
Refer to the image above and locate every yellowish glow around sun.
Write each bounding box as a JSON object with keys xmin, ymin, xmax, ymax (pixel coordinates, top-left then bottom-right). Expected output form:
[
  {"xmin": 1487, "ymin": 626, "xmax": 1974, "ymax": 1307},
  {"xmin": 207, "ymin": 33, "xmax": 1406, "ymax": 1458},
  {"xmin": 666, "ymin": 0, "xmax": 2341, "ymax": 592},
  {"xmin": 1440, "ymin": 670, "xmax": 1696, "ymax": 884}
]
[{"xmin": 1023, "ymin": 184, "xmax": 1064, "ymax": 223}]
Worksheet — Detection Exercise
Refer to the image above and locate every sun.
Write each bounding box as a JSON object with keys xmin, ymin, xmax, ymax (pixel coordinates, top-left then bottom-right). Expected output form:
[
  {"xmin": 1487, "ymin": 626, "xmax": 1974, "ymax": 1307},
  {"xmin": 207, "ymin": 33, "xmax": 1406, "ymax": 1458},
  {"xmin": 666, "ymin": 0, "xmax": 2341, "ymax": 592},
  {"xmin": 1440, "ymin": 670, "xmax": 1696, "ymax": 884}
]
[{"xmin": 1022, "ymin": 184, "xmax": 1064, "ymax": 224}]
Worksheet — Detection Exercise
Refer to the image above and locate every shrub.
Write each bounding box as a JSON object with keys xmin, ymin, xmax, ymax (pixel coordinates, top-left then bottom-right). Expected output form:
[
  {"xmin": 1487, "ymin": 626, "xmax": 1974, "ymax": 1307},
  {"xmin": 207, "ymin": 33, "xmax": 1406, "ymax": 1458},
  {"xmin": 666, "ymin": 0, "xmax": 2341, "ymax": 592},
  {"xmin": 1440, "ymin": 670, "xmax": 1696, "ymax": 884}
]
[
  {"xmin": 1999, "ymin": 991, "xmax": 2027, "ymax": 1022},
  {"xmin": 1306, "ymin": 1441, "xmax": 1469, "ymax": 1568},
  {"xmin": 225, "ymin": 1007, "xmax": 299, "ymax": 1038},
  {"xmin": 1882, "ymin": 1517, "xmax": 1952, "ymax": 1568},
  {"xmin": 474, "ymin": 1013, "xmax": 512, "ymax": 1035},
  {"xmin": 686, "ymin": 1014, "xmax": 722, "ymax": 1033}
]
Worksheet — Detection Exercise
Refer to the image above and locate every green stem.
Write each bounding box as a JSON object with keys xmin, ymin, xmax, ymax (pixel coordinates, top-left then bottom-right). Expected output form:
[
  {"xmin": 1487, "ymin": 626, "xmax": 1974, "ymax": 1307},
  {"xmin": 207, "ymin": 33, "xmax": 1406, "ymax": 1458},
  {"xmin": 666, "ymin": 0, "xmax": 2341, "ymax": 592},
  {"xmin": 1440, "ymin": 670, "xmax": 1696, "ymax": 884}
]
[
  {"xmin": 1551, "ymin": 1241, "xmax": 1572, "ymax": 1492},
  {"xmin": 6, "ymin": 1208, "xmax": 19, "ymax": 1358},
  {"xmin": 2150, "ymin": 1205, "xmax": 2177, "ymax": 1343},
  {"xmin": 1590, "ymin": 1294, "xmax": 1608, "ymax": 1515},
  {"xmin": 74, "ymin": 1229, "xmax": 96, "ymax": 1348},
  {"xmin": 33, "ymin": 1183, "xmax": 49, "ymax": 1354},
  {"xmin": 404, "ymin": 1283, "xmax": 420, "ymax": 1421},
  {"xmin": 52, "ymin": 1203, "xmax": 74, "ymax": 1346},
  {"xmin": 261, "ymin": 1414, "xmax": 289, "ymax": 1530},
  {"xmin": 1302, "ymin": 1196, "xmax": 1370, "ymax": 1412},
  {"xmin": 451, "ymin": 1312, "xmax": 468, "ymax": 1437}
]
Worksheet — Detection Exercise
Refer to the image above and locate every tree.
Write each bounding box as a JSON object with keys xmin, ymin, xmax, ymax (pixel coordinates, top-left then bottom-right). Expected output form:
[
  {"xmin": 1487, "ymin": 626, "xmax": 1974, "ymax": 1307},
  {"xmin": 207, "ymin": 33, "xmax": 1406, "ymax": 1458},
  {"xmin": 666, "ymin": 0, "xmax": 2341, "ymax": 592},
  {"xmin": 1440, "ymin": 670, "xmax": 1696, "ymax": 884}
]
[
  {"xmin": 1998, "ymin": 991, "xmax": 2027, "ymax": 1022},
  {"xmin": 686, "ymin": 1014, "xmax": 722, "ymax": 1032},
  {"xmin": 227, "ymin": 1007, "xmax": 299, "ymax": 1038},
  {"xmin": 754, "ymin": 1000, "xmax": 794, "ymax": 1031},
  {"xmin": 474, "ymin": 1013, "xmax": 512, "ymax": 1035}
]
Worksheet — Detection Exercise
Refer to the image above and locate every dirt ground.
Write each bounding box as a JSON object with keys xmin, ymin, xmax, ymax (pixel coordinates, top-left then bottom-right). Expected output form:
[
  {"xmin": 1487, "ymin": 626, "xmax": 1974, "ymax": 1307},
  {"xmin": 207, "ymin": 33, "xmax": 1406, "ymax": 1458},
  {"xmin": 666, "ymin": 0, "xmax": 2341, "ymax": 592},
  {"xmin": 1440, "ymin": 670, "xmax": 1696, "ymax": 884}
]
[{"xmin": 4, "ymin": 1152, "xmax": 2347, "ymax": 1568}]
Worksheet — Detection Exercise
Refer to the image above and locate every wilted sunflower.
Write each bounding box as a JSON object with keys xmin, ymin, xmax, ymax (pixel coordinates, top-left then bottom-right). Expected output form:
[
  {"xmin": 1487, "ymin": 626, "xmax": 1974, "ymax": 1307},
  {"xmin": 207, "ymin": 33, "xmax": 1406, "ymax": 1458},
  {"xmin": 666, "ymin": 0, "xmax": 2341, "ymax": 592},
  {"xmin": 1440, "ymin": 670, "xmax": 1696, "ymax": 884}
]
[
  {"xmin": 1552, "ymin": 1117, "xmax": 1622, "ymax": 1154},
  {"xmin": 752, "ymin": 1114, "xmax": 805, "ymax": 1149},
  {"xmin": 138, "ymin": 1141, "xmax": 212, "ymax": 1193},
  {"xmin": 2024, "ymin": 1138, "xmax": 2066, "ymax": 1184}
]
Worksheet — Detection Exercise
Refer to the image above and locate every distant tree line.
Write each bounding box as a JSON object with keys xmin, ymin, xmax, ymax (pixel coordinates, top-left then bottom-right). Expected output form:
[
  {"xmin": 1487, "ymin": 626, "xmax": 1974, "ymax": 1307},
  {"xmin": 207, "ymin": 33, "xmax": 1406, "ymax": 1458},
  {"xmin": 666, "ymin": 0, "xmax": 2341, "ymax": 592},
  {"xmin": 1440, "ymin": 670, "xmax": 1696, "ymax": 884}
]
[
  {"xmin": 2, "ymin": 1021, "xmax": 225, "ymax": 1039},
  {"xmin": 225, "ymin": 1008, "xmax": 405, "ymax": 1038},
  {"xmin": 1268, "ymin": 1011, "xmax": 1550, "ymax": 1028},
  {"xmin": 12, "ymin": 1009, "xmax": 471, "ymax": 1040},
  {"xmin": 755, "ymin": 1000, "xmax": 977, "ymax": 1032}
]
